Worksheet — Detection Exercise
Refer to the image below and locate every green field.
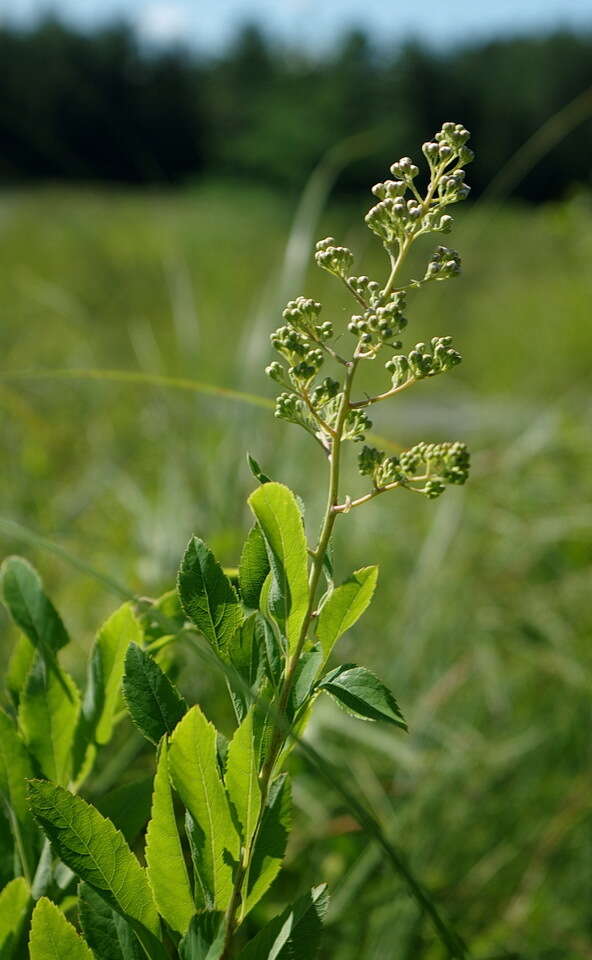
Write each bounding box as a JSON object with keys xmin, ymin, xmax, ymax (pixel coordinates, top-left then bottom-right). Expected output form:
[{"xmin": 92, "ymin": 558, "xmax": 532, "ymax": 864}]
[{"xmin": 1, "ymin": 182, "xmax": 591, "ymax": 957}]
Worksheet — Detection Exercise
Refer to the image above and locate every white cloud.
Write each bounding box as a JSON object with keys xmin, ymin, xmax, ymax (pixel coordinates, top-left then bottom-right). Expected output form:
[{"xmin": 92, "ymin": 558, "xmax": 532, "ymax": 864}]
[{"xmin": 137, "ymin": 2, "xmax": 190, "ymax": 43}]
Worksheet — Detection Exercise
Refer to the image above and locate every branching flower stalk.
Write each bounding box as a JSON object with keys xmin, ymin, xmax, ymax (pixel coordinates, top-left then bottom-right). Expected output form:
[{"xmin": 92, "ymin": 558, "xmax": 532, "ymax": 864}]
[{"xmin": 0, "ymin": 123, "xmax": 474, "ymax": 960}]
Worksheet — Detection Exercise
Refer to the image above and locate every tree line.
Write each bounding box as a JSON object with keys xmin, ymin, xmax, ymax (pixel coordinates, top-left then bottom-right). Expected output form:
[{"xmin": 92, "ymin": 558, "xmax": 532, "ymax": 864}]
[{"xmin": 0, "ymin": 19, "xmax": 591, "ymax": 200}]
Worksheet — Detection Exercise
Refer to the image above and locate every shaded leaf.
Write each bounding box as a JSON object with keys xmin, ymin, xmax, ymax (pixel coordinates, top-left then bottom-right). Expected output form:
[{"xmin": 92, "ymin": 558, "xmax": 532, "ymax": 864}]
[
  {"xmin": 79, "ymin": 881, "xmax": 144, "ymax": 960},
  {"xmin": 94, "ymin": 777, "xmax": 154, "ymax": 846},
  {"xmin": 238, "ymin": 884, "xmax": 328, "ymax": 959},
  {"xmin": 225, "ymin": 708, "xmax": 261, "ymax": 849},
  {"xmin": 0, "ymin": 708, "xmax": 37, "ymax": 878},
  {"xmin": 1, "ymin": 556, "xmax": 69, "ymax": 655},
  {"xmin": 146, "ymin": 740, "xmax": 195, "ymax": 936},
  {"xmin": 19, "ymin": 656, "xmax": 81, "ymax": 784},
  {"xmin": 318, "ymin": 664, "xmax": 407, "ymax": 729},
  {"xmin": 123, "ymin": 643, "xmax": 187, "ymax": 745},
  {"xmin": 29, "ymin": 897, "xmax": 93, "ymax": 960},
  {"xmin": 169, "ymin": 706, "xmax": 239, "ymax": 910},
  {"xmin": 178, "ymin": 537, "xmax": 242, "ymax": 661},
  {"xmin": 0, "ymin": 876, "xmax": 31, "ymax": 959},
  {"xmin": 239, "ymin": 526, "xmax": 270, "ymax": 611},
  {"xmin": 248, "ymin": 483, "xmax": 309, "ymax": 654},
  {"xmin": 83, "ymin": 603, "xmax": 144, "ymax": 746},
  {"xmin": 179, "ymin": 912, "xmax": 224, "ymax": 960},
  {"xmin": 243, "ymin": 774, "xmax": 292, "ymax": 918},
  {"xmin": 290, "ymin": 647, "xmax": 324, "ymax": 715},
  {"xmin": 5, "ymin": 632, "xmax": 35, "ymax": 706},
  {"xmin": 316, "ymin": 567, "xmax": 378, "ymax": 663},
  {"xmin": 28, "ymin": 780, "xmax": 159, "ymax": 937}
]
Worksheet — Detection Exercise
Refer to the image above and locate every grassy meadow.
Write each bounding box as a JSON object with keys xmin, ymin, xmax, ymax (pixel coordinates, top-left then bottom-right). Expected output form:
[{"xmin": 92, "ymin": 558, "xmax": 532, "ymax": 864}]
[{"xmin": 1, "ymin": 181, "xmax": 591, "ymax": 958}]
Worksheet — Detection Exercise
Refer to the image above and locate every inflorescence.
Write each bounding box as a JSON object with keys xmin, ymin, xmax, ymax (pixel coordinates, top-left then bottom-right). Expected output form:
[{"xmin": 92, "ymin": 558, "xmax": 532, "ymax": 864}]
[{"xmin": 266, "ymin": 121, "xmax": 473, "ymax": 504}]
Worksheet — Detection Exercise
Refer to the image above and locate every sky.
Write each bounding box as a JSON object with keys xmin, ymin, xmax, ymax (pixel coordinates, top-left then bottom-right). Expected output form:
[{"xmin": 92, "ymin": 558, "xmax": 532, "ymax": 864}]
[{"xmin": 3, "ymin": 0, "xmax": 592, "ymax": 50}]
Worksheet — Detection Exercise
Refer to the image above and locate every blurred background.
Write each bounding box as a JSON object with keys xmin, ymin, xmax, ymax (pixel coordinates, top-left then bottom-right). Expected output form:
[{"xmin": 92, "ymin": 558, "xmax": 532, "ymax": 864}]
[{"xmin": 1, "ymin": 1, "xmax": 591, "ymax": 957}]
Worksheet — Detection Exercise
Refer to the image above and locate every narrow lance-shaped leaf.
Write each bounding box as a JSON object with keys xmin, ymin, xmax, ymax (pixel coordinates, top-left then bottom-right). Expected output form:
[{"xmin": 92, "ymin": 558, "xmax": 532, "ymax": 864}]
[
  {"xmin": 168, "ymin": 706, "xmax": 240, "ymax": 910},
  {"xmin": 1, "ymin": 556, "xmax": 69, "ymax": 655},
  {"xmin": 123, "ymin": 642, "xmax": 187, "ymax": 745},
  {"xmin": 238, "ymin": 884, "xmax": 329, "ymax": 960},
  {"xmin": 0, "ymin": 708, "xmax": 37, "ymax": 879},
  {"xmin": 27, "ymin": 780, "xmax": 160, "ymax": 938},
  {"xmin": 318, "ymin": 664, "xmax": 407, "ymax": 729},
  {"xmin": 29, "ymin": 897, "xmax": 94, "ymax": 960},
  {"xmin": 19, "ymin": 656, "xmax": 81, "ymax": 784},
  {"xmin": 178, "ymin": 537, "xmax": 242, "ymax": 661},
  {"xmin": 248, "ymin": 483, "xmax": 309, "ymax": 654},
  {"xmin": 94, "ymin": 777, "xmax": 154, "ymax": 846},
  {"xmin": 79, "ymin": 881, "xmax": 145, "ymax": 960},
  {"xmin": 146, "ymin": 740, "xmax": 195, "ymax": 936},
  {"xmin": 243, "ymin": 774, "xmax": 292, "ymax": 918},
  {"xmin": 5, "ymin": 633, "xmax": 36, "ymax": 706},
  {"xmin": 0, "ymin": 876, "xmax": 31, "ymax": 959},
  {"xmin": 83, "ymin": 602, "xmax": 144, "ymax": 746},
  {"xmin": 225, "ymin": 707, "xmax": 261, "ymax": 851},
  {"xmin": 239, "ymin": 525, "xmax": 270, "ymax": 611},
  {"xmin": 179, "ymin": 912, "xmax": 224, "ymax": 960},
  {"xmin": 316, "ymin": 566, "xmax": 378, "ymax": 664}
]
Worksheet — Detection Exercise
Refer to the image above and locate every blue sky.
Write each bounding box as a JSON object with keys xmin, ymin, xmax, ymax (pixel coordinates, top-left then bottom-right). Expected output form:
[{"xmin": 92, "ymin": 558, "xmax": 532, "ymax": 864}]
[{"xmin": 4, "ymin": 0, "xmax": 592, "ymax": 50}]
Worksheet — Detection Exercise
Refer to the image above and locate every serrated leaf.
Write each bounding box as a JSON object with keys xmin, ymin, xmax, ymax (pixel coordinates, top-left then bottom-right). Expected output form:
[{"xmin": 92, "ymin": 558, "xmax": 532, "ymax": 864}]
[
  {"xmin": 178, "ymin": 537, "xmax": 242, "ymax": 661},
  {"xmin": 316, "ymin": 566, "xmax": 378, "ymax": 663},
  {"xmin": 0, "ymin": 708, "xmax": 37, "ymax": 878},
  {"xmin": 27, "ymin": 780, "xmax": 159, "ymax": 937},
  {"xmin": 179, "ymin": 912, "xmax": 224, "ymax": 960},
  {"xmin": 243, "ymin": 774, "xmax": 292, "ymax": 918},
  {"xmin": 19, "ymin": 657, "xmax": 81, "ymax": 784},
  {"xmin": 225, "ymin": 708, "xmax": 261, "ymax": 850},
  {"xmin": 238, "ymin": 884, "xmax": 328, "ymax": 960},
  {"xmin": 79, "ymin": 882, "xmax": 145, "ymax": 960},
  {"xmin": 29, "ymin": 897, "xmax": 94, "ymax": 960},
  {"xmin": 239, "ymin": 525, "xmax": 271, "ymax": 611},
  {"xmin": 123, "ymin": 643, "xmax": 187, "ymax": 745},
  {"xmin": 83, "ymin": 603, "xmax": 144, "ymax": 746},
  {"xmin": 248, "ymin": 483, "xmax": 309, "ymax": 654},
  {"xmin": 0, "ymin": 876, "xmax": 31, "ymax": 958},
  {"xmin": 1, "ymin": 556, "xmax": 69, "ymax": 655},
  {"xmin": 146, "ymin": 741, "xmax": 195, "ymax": 936},
  {"xmin": 94, "ymin": 777, "xmax": 154, "ymax": 846},
  {"xmin": 168, "ymin": 706, "xmax": 240, "ymax": 910},
  {"xmin": 318, "ymin": 664, "xmax": 407, "ymax": 729}
]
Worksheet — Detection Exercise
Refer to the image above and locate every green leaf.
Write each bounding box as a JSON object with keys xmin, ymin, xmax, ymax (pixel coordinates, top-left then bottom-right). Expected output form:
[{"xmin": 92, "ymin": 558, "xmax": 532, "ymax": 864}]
[
  {"xmin": 179, "ymin": 912, "xmax": 224, "ymax": 960},
  {"xmin": 79, "ymin": 881, "xmax": 145, "ymax": 960},
  {"xmin": 29, "ymin": 897, "xmax": 94, "ymax": 960},
  {"xmin": 0, "ymin": 876, "xmax": 31, "ymax": 958},
  {"xmin": 0, "ymin": 708, "xmax": 37, "ymax": 879},
  {"xmin": 225, "ymin": 708, "xmax": 261, "ymax": 849},
  {"xmin": 123, "ymin": 643, "xmax": 187, "ymax": 745},
  {"xmin": 1, "ymin": 556, "xmax": 69, "ymax": 655},
  {"xmin": 238, "ymin": 884, "xmax": 328, "ymax": 960},
  {"xmin": 243, "ymin": 774, "xmax": 292, "ymax": 917},
  {"xmin": 19, "ymin": 657, "xmax": 81, "ymax": 784},
  {"xmin": 318, "ymin": 664, "xmax": 407, "ymax": 729},
  {"xmin": 178, "ymin": 537, "xmax": 242, "ymax": 661},
  {"xmin": 247, "ymin": 483, "xmax": 309, "ymax": 654},
  {"xmin": 146, "ymin": 740, "xmax": 195, "ymax": 936},
  {"xmin": 94, "ymin": 777, "xmax": 154, "ymax": 846},
  {"xmin": 83, "ymin": 603, "xmax": 144, "ymax": 746},
  {"xmin": 247, "ymin": 453, "xmax": 272, "ymax": 485},
  {"xmin": 239, "ymin": 525, "xmax": 270, "ymax": 611},
  {"xmin": 291, "ymin": 647, "xmax": 324, "ymax": 715},
  {"xmin": 5, "ymin": 633, "xmax": 36, "ymax": 705},
  {"xmin": 27, "ymin": 780, "xmax": 160, "ymax": 937},
  {"xmin": 316, "ymin": 566, "xmax": 378, "ymax": 663},
  {"xmin": 168, "ymin": 706, "xmax": 240, "ymax": 911}
]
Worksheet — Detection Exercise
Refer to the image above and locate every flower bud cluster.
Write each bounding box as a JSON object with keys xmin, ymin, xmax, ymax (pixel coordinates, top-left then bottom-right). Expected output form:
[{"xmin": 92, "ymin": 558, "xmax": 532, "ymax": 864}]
[
  {"xmin": 282, "ymin": 296, "xmax": 333, "ymax": 340},
  {"xmin": 315, "ymin": 238, "xmax": 354, "ymax": 279},
  {"xmin": 424, "ymin": 246, "xmax": 461, "ymax": 281},
  {"xmin": 343, "ymin": 409, "xmax": 372, "ymax": 443},
  {"xmin": 365, "ymin": 196, "xmax": 424, "ymax": 244},
  {"xmin": 385, "ymin": 336, "xmax": 462, "ymax": 387},
  {"xmin": 358, "ymin": 440, "xmax": 470, "ymax": 498},
  {"xmin": 348, "ymin": 290, "xmax": 408, "ymax": 348},
  {"xmin": 438, "ymin": 169, "xmax": 470, "ymax": 204}
]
